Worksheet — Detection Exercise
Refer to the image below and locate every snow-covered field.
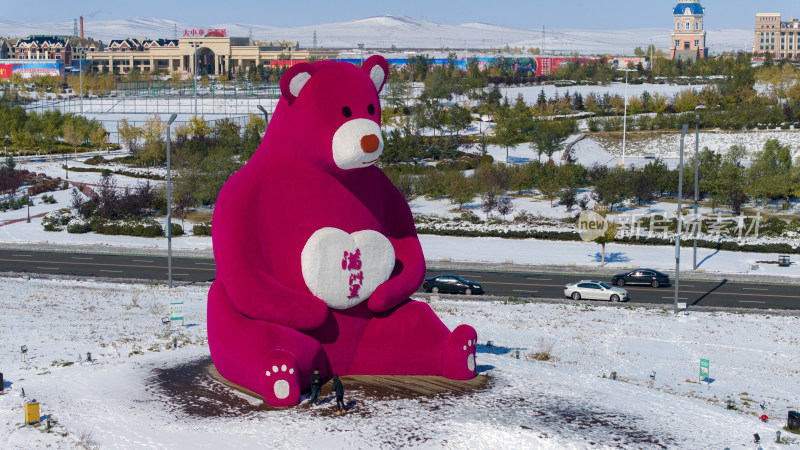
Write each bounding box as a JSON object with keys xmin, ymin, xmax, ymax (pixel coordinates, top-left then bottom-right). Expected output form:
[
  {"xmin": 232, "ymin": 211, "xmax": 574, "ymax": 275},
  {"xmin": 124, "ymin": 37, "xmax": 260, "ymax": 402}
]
[
  {"xmin": 0, "ymin": 276, "xmax": 795, "ymax": 448},
  {"xmin": 572, "ymin": 129, "xmax": 800, "ymax": 164}
]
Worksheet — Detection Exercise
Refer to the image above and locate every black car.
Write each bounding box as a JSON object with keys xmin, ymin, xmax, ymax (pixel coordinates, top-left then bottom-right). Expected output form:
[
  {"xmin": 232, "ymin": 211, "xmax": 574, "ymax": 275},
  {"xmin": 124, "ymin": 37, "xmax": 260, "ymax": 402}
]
[
  {"xmin": 422, "ymin": 275, "xmax": 484, "ymax": 295},
  {"xmin": 611, "ymin": 269, "xmax": 670, "ymax": 288}
]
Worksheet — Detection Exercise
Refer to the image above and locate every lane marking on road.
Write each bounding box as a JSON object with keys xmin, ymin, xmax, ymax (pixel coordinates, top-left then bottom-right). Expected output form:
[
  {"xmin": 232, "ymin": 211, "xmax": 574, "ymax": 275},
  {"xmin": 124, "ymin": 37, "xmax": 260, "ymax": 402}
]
[
  {"xmin": 71, "ymin": 257, "xmax": 93, "ymax": 260},
  {"xmin": 662, "ymin": 297, "xmax": 688, "ymax": 300},
  {"xmin": 681, "ymin": 284, "xmax": 694, "ymax": 287},
  {"xmin": 0, "ymin": 257, "xmax": 215, "ymax": 272},
  {"xmin": 478, "ymin": 280, "xmax": 800, "ymax": 300},
  {"xmin": 101, "ymin": 270, "xmax": 123, "ymax": 273},
  {"xmin": 36, "ymin": 266, "xmax": 59, "ymax": 270},
  {"xmin": 13, "ymin": 254, "xmax": 32, "ymax": 257},
  {"xmin": 513, "ymin": 289, "xmax": 538, "ymax": 293},
  {"xmin": 132, "ymin": 259, "xmax": 154, "ymax": 263},
  {"xmin": 526, "ymin": 278, "xmax": 551, "ymax": 281},
  {"xmin": 173, "ymin": 273, "xmax": 189, "ymax": 276},
  {"xmin": 739, "ymin": 300, "xmax": 766, "ymax": 303},
  {"xmin": 742, "ymin": 288, "xmax": 768, "ymax": 291},
  {"xmin": 193, "ymin": 262, "xmax": 215, "ymax": 266}
]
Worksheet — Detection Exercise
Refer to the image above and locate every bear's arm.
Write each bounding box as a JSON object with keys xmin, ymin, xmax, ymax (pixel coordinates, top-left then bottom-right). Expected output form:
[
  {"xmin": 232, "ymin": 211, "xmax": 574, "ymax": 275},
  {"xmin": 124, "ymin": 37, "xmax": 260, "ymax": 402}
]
[
  {"xmin": 367, "ymin": 174, "xmax": 426, "ymax": 313},
  {"xmin": 213, "ymin": 172, "xmax": 328, "ymax": 330}
]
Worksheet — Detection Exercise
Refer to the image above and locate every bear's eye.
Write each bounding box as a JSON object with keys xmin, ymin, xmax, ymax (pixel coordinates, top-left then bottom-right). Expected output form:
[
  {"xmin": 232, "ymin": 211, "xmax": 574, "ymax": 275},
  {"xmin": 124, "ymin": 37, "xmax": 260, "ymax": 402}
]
[
  {"xmin": 342, "ymin": 106, "xmax": 352, "ymax": 118},
  {"xmin": 367, "ymin": 104, "xmax": 375, "ymax": 115}
]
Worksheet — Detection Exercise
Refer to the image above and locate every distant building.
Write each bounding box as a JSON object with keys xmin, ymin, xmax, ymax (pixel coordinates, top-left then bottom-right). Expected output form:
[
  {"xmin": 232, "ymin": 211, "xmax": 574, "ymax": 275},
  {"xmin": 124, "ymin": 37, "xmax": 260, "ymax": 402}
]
[
  {"xmin": 11, "ymin": 36, "xmax": 73, "ymax": 65},
  {"xmin": 753, "ymin": 13, "xmax": 800, "ymax": 60},
  {"xmin": 86, "ymin": 36, "xmax": 338, "ymax": 74},
  {"xmin": 670, "ymin": 0, "xmax": 708, "ymax": 61}
]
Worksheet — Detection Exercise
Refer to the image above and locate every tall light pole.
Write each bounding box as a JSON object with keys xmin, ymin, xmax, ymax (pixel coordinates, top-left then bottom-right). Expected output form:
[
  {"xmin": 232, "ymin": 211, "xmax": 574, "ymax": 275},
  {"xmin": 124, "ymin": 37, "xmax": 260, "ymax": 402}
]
[
  {"xmin": 189, "ymin": 41, "xmax": 200, "ymax": 117},
  {"xmin": 256, "ymin": 104, "xmax": 269, "ymax": 131},
  {"xmin": 166, "ymin": 113, "xmax": 177, "ymax": 288},
  {"xmin": 79, "ymin": 53, "xmax": 84, "ymax": 114},
  {"xmin": 693, "ymin": 105, "xmax": 706, "ymax": 270},
  {"xmin": 675, "ymin": 124, "xmax": 688, "ymax": 314}
]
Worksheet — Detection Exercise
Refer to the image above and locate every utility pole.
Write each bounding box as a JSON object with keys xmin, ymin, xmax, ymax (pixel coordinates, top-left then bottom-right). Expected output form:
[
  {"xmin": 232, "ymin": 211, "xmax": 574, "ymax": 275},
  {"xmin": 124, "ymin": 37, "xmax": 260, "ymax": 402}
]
[
  {"xmin": 693, "ymin": 105, "xmax": 705, "ymax": 270},
  {"xmin": 256, "ymin": 105, "xmax": 269, "ymax": 132},
  {"xmin": 675, "ymin": 124, "xmax": 688, "ymax": 314},
  {"xmin": 189, "ymin": 41, "xmax": 200, "ymax": 117},
  {"xmin": 79, "ymin": 58, "xmax": 83, "ymax": 114},
  {"xmin": 166, "ymin": 113, "xmax": 177, "ymax": 289}
]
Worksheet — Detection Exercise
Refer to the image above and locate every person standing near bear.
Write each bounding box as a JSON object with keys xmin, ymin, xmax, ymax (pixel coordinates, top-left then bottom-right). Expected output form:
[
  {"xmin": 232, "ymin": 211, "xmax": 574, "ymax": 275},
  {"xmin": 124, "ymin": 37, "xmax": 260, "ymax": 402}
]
[
  {"xmin": 332, "ymin": 375, "xmax": 345, "ymax": 415},
  {"xmin": 309, "ymin": 367, "xmax": 321, "ymax": 407}
]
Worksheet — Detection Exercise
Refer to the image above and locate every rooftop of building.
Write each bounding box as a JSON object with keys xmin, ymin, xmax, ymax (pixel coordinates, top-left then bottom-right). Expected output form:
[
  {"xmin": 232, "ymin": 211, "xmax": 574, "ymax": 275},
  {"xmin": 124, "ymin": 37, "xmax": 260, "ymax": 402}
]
[{"xmin": 674, "ymin": 1, "xmax": 704, "ymax": 16}]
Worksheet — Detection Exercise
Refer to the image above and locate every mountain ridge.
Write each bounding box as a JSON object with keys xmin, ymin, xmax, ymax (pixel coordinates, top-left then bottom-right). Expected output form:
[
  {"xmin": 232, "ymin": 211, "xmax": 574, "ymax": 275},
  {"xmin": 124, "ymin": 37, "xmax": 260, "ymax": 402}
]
[{"xmin": 0, "ymin": 15, "xmax": 751, "ymax": 55}]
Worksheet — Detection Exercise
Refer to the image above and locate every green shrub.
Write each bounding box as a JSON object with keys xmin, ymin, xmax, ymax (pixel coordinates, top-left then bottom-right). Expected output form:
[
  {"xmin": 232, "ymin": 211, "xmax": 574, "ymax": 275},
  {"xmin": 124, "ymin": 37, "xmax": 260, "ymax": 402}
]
[
  {"xmin": 170, "ymin": 223, "xmax": 184, "ymax": 236},
  {"xmin": 83, "ymin": 155, "xmax": 106, "ymax": 165},
  {"xmin": 40, "ymin": 194, "xmax": 57, "ymax": 204},
  {"xmin": 459, "ymin": 211, "xmax": 482, "ymax": 224},
  {"xmin": 192, "ymin": 223, "xmax": 212, "ymax": 236},
  {"xmin": 42, "ymin": 209, "xmax": 73, "ymax": 231},
  {"xmin": 67, "ymin": 220, "xmax": 90, "ymax": 234}
]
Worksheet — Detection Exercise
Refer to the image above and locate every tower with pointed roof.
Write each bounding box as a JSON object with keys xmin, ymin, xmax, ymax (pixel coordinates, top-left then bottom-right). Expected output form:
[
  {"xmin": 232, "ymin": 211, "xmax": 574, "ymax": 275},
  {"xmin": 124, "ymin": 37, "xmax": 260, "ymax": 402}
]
[{"xmin": 670, "ymin": 0, "xmax": 708, "ymax": 61}]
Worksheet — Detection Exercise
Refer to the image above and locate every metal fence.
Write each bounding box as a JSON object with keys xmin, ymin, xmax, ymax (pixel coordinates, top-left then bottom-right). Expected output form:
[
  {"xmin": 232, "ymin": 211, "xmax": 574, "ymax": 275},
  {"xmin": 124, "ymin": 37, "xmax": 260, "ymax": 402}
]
[{"xmin": 22, "ymin": 95, "xmax": 277, "ymax": 116}]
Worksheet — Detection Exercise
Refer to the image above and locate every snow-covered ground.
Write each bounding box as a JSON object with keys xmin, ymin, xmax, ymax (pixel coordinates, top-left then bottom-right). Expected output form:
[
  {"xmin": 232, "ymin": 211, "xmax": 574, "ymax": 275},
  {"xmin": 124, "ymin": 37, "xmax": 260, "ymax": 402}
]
[
  {"xmin": 572, "ymin": 129, "xmax": 800, "ymax": 164},
  {"xmin": 0, "ymin": 276, "xmax": 794, "ymax": 448}
]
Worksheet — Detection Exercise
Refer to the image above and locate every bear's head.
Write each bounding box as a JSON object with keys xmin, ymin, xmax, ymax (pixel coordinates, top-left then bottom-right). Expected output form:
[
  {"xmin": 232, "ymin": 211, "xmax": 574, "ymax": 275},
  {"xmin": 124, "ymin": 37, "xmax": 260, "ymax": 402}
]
[{"xmin": 264, "ymin": 55, "xmax": 389, "ymax": 172}]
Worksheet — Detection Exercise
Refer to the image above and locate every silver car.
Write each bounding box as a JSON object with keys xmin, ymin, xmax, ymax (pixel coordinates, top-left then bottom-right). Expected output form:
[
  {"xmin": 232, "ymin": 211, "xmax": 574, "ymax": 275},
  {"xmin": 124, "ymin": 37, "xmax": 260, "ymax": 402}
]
[{"xmin": 564, "ymin": 280, "xmax": 628, "ymax": 302}]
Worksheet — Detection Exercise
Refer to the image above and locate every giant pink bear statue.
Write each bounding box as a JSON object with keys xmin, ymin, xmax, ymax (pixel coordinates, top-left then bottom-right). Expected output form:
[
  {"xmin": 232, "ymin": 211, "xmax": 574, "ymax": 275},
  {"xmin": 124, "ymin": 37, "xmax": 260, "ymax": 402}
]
[{"xmin": 208, "ymin": 55, "xmax": 477, "ymax": 407}]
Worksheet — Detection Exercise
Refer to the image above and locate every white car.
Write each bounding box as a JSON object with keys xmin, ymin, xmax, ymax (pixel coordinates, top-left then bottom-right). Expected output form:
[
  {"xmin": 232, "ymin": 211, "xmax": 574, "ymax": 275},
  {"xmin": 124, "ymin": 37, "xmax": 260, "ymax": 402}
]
[{"xmin": 564, "ymin": 280, "xmax": 629, "ymax": 302}]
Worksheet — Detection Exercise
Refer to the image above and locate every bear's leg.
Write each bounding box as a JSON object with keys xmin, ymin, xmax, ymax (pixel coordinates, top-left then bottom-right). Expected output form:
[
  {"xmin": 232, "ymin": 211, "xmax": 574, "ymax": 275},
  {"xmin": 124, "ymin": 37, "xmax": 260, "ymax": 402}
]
[
  {"xmin": 208, "ymin": 281, "xmax": 327, "ymax": 407},
  {"xmin": 349, "ymin": 299, "xmax": 477, "ymax": 379}
]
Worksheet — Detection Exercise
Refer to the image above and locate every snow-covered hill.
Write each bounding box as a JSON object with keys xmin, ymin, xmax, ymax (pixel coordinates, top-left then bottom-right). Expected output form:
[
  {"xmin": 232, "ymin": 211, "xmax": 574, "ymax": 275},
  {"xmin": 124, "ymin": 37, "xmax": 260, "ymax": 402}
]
[{"xmin": 0, "ymin": 15, "xmax": 752, "ymax": 55}]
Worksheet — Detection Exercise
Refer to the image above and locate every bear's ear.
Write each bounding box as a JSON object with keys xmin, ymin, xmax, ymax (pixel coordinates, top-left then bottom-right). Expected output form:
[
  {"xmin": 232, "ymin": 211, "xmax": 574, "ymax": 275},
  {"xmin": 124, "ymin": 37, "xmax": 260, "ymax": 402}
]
[
  {"xmin": 280, "ymin": 63, "xmax": 316, "ymax": 104},
  {"xmin": 362, "ymin": 55, "xmax": 389, "ymax": 93}
]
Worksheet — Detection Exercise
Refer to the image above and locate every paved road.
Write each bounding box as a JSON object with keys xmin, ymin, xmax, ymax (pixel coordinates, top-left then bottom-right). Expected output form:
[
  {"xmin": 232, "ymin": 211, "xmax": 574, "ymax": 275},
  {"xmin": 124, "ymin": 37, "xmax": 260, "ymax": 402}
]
[{"xmin": 1, "ymin": 249, "xmax": 797, "ymax": 310}]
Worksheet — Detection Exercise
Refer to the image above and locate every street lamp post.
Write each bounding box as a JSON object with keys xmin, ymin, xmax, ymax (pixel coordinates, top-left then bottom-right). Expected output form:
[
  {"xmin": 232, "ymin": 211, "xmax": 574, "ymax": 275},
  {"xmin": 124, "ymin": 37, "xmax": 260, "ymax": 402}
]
[
  {"xmin": 166, "ymin": 113, "xmax": 177, "ymax": 289},
  {"xmin": 189, "ymin": 41, "xmax": 201, "ymax": 117},
  {"xmin": 675, "ymin": 124, "xmax": 688, "ymax": 314},
  {"xmin": 79, "ymin": 57, "xmax": 83, "ymax": 114},
  {"xmin": 693, "ymin": 105, "xmax": 706, "ymax": 270},
  {"xmin": 256, "ymin": 105, "xmax": 269, "ymax": 131}
]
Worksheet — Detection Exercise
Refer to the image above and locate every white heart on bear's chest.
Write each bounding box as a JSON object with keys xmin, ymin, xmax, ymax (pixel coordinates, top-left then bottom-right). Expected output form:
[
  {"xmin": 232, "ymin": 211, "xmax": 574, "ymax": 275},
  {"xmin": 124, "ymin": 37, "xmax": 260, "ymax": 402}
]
[{"xmin": 301, "ymin": 227, "xmax": 395, "ymax": 310}]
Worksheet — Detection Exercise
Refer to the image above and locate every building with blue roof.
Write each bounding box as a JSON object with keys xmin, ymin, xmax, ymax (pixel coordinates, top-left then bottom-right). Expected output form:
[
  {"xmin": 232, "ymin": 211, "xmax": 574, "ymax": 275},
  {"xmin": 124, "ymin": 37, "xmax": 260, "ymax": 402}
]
[{"xmin": 670, "ymin": 0, "xmax": 708, "ymax": 61}]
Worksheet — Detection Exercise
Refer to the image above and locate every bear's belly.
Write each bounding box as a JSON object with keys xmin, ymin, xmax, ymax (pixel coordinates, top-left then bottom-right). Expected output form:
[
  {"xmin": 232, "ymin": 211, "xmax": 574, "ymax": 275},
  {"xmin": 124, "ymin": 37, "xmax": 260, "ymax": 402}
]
[{"xmin": 300, "ymin": 227, "xmax": 395, "ymax": 309}]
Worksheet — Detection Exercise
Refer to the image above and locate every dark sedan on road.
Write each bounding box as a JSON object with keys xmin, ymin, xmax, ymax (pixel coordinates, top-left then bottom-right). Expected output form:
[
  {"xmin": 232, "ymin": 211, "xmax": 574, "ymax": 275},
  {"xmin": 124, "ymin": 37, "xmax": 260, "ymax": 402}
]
[
  {"xmin": 422, "ymin": 275, "xmax": 484, "ymax": 295},
  {"xmin": 611, "ymin": 269, "xmax": 670, "ymax": 288}
]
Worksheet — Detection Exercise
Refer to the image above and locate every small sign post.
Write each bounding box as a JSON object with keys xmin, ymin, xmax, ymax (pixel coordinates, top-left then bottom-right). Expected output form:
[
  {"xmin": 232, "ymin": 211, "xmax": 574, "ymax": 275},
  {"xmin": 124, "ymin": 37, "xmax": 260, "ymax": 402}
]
[
  {"xmin": 169, "ymin": 302, "xmax": 184, "ymax": 327},
  {"xmin": 699, "ymin": 358, "xmax": 710, "ymax": 384}
]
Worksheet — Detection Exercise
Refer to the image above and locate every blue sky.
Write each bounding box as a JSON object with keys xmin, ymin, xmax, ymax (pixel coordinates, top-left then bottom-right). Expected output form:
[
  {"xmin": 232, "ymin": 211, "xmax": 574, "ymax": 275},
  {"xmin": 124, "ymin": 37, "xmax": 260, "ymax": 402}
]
[{"xmin": 7, "ymin": 1, "xmax": 799, "ymax": 29}]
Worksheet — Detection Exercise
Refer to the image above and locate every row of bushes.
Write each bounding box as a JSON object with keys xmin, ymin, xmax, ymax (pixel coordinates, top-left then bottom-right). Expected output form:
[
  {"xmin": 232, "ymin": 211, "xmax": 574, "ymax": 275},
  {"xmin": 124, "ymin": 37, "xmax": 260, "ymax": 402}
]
[
  {"xmin": 62, "ymin": 165, "xmax": 165, "ymax": 181},
  {"xmin": 0, "ymin": 195, "xmax": 31, "ymax": 212},
  {"xmin": 43, "ymin": 209, "xmax": 183, "ymax": 237},
  {"xmin": 415, "ymin": 226, "xmax": 800, "ymax": 254},
  {"xmin": 588, "ymin": 107, "xmax": 793, "ymax": 133}
]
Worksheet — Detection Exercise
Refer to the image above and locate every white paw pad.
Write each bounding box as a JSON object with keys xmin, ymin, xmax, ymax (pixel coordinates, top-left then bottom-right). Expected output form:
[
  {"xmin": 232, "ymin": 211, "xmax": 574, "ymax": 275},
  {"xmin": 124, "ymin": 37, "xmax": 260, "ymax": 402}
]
[
  {"xmin": 265, "ymin": 364, "xmax": 295, "ymax": 399},
  {"xmin": 464, "ymin": 339, "xmax": 476, "ymax": 372}
]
